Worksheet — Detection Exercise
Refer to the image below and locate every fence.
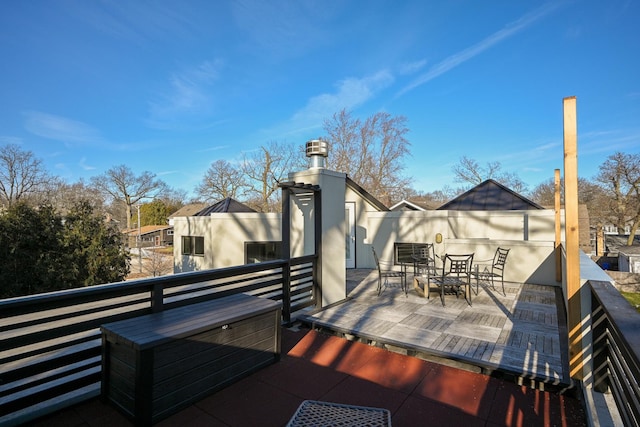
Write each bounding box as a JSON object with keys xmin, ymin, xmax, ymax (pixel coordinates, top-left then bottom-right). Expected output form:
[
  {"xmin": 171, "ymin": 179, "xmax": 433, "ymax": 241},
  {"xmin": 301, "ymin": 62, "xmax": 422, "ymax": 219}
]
[
  {"xmin": 0, "ymin": 256, "xmax": 316, "ymax": 426},
  {"xmin": 590, "ymin": 280, "xmax": 640, "ymax": 427}
]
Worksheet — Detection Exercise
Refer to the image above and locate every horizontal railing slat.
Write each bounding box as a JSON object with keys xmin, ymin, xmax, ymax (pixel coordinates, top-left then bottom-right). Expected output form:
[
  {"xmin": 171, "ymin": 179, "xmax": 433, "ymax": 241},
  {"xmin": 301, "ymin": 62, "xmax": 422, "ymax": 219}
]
[
  {"xmin": 0, "ymin": 256, "xmax": 317, "ymax": 425},
  {"xmin": 590, "ymin": 280, "xmax": 640, "ymax": 427}
]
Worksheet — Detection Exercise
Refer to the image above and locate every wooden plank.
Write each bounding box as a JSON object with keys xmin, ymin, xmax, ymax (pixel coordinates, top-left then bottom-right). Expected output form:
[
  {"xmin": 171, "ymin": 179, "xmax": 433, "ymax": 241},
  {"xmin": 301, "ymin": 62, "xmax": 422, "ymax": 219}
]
[
  {"xmin": 563, "ymin": 96, "xmax": 584, "ymax": 380},
  {"xmin": 555, "ymin": 168, "xmax": 562, "ymax": 282}
]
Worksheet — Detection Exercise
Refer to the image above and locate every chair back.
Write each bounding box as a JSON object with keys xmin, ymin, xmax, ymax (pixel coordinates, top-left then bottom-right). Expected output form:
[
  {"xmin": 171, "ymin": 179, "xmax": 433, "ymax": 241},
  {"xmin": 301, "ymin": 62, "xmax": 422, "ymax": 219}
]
[
  {"xmin": 417, "ymin": 244, "xmax": 437, "ymax": 274},
  {"xmin": 371, "ymin": 247, "xmax": 382, "ymax": 272},
  {"xmin": 418, "ymin": 244, "xmax": 435, "ymax": 263},
  {"xmin": 442, "ymin": 253, "xmax": 474, "ymax": 277},
  {"xmin": 492, "ymin": 248, "xmax": 509, "ymax": 274}
]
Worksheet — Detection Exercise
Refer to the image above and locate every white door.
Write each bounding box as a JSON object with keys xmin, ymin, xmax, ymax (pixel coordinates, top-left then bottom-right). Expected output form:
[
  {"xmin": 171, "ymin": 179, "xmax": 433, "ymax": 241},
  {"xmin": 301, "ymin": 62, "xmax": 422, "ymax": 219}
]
[{"xmin": 345, "ymin": 202, "xmax": 356, "ymax": 269}]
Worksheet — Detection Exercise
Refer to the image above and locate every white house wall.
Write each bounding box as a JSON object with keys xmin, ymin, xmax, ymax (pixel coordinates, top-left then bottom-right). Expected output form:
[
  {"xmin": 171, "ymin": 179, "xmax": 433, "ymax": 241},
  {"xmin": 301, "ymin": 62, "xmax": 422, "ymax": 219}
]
[
  {"xmin": 173, "ymin": 213, "xmax": 281, "ymax": 272},
  {"xmin": 172, "ymin": 199, "xmax": 563, "ymax": 286},
  {"xmin": 367, "ymin": 209, "xmax": 564, "ymax": 286},
  {"xmin": 345, "ymin": 185, "xmax": 385, "ymax": 269}
]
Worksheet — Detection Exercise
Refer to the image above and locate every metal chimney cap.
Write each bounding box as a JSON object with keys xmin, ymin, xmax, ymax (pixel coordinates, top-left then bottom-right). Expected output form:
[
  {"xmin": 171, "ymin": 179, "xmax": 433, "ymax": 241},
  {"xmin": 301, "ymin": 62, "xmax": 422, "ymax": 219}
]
[{"xmin": 305, "ymin": 139, "xmax": 329, "ymax": 157}]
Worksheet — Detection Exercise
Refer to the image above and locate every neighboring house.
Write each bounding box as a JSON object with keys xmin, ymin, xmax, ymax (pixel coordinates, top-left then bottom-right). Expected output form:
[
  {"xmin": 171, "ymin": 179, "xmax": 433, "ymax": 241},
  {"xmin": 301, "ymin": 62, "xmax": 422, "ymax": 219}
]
[
  {"xmin": 173, "ymin": 198, "xmax": 273, "ymax": 271},
  {"xmin": 168, "ymin": 203, "xmax": 208, "ymax": 226},
  {"xmin": 618, "ymin": 245, "xmax": 640, "ymax": 273},
  {"xmin": 437, "ymin": 180, "xmax": 592, "ymax": 255},
  {"xmin": 172, "ymin": 182, "xmax": 388, "ymax": 273},
  {"xmin": 194, "ymin": 197, "xmax": 256, "ymax": 215},
  {"xmin": 437, "ymin": 179, "xmax": 544, "ymax": 211},
  {"xmin": 172, "ymin": 147, "xmax": 565, "ymax": 287},
  {"xmin": 389, "ymin": 199, "xmax": 433, "ymax": 211},
  {"xmin": 602, "ymin": 234, "xmax": 640, "ymax": 256},
  {"xmin": 123, "ymin": 225, "xmax": 173, "ymax": 248}
]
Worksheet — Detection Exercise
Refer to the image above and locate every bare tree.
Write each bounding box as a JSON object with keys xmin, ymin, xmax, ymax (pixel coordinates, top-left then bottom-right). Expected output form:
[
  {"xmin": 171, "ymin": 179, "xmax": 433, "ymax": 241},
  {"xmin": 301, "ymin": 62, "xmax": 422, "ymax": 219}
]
[
  {"xmin": 0, "ymin": 144, "xmax": 52, "ymax": 207},
  {"xmin": 242, "ymin": 141, "xmax": 304, "ymax": 212},
  {"xmin": 45, "ymin": 180, "xmax": 106, "ymax": 215},
  {"xmin": 142, "ymin": 248, "xmax": 173, "ymax": 277},
  {"xmin": 531, "ymin": 177, "xmax": 606, "ymax": 207},
  {"xmin": 196, "ymin": 159, "xmax": 246, "ymax": 202},
  {"xmin": 596, "ymin": 152, "xmax": 640, "ymax": 245},
  {"xmin": 452, "ymin": 155, "xmax": 528, "ymax": 194},
  {"xmin": 530, "ymin": 176, "xmax": 610, "ymax": 237},
  {"xmin": 323, "ymin": 109, "xmax": 412, "ymax": 206},
  {"xmin": 90, "ymin": 165, "xmax": 168, "ymax": 229}
]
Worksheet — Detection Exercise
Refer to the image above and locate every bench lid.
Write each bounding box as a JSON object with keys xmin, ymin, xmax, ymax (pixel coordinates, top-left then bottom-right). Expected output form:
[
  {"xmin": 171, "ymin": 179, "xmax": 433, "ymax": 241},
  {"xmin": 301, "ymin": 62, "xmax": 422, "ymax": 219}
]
[{"xmin": 101, "ymin": 293, "xmax": 281, "ymax": 349}]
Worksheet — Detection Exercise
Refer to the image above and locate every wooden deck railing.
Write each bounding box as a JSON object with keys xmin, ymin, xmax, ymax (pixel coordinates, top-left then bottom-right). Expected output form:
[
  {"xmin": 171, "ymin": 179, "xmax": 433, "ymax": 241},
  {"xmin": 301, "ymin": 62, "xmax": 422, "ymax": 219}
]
[
  {"xmin": 0, "ymin": 256, "xmax": 316, "ymax": 426},
  {"xmin": 590, "ymin": 280, "xmax": 640, "ymax": 427}
]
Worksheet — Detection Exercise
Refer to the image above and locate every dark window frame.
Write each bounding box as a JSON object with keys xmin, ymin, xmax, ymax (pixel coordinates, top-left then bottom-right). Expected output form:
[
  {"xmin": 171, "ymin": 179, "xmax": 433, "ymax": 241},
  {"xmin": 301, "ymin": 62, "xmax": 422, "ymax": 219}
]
[
  {"xmin": 244, "ymin": 241, "xmax": 282, "ymax": 264},
  {"xmin": 182, "ymin": 236, "xmax": 204, "ymax": 256},
  {"xmin": 393, "ymin": 242, "xmax": 429, "ymax": 265}
]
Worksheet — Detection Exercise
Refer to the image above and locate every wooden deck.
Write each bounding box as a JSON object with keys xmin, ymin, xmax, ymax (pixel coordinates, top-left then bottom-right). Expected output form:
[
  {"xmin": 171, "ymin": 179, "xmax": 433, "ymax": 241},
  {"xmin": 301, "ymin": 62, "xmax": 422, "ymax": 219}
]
[{"xmin": 300, "ymin": 269, "xmax": 571, "ymax": 387}]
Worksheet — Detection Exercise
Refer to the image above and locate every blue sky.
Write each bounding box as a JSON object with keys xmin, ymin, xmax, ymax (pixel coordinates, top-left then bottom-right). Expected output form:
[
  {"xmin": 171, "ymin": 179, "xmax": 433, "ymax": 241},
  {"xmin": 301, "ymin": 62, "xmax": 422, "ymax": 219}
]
[{"xmin": 1, "ymin": 1, "xmax": 638, "ymax": 198}]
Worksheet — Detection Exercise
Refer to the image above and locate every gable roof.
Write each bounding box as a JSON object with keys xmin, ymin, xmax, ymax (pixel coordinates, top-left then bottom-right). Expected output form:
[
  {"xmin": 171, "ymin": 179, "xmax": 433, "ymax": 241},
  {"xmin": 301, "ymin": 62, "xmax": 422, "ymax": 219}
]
[
  {"xmin": 122, "ymin": 225, "xmax": 171, "ymax": 236},
  {"xmin": 195, "ymin": 197, "xmax": 256, "ymax": 215},
  {"xmin": 168, "ymin": 203, "xmax": 208, "ymax": 218},
  {"xmin": 389, "ymin": 199, "xmax": 439, "ymax": 211},
  {"xmin": 389, "ymin": 199, "xmax": 427, "ymax": 211},
  {"xmin": 437, "ymin": 179, "xmax": 543, "ymax": 211},
  {"xmin": 345, "ymin": 177, "xmax": 389, "ymax": 211}
]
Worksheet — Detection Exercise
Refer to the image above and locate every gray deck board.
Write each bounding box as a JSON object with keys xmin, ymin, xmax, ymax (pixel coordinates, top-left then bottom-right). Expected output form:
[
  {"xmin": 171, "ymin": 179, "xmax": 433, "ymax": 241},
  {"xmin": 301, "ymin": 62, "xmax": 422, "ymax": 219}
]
[{"xmin": 300, "ymin": 269, "xmax": 571, "ymax": 386}]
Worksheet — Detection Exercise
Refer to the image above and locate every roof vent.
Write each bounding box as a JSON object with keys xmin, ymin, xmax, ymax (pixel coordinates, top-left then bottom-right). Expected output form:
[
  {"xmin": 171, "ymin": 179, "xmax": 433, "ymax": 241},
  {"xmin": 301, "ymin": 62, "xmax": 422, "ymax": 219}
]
[{"xmin": 305, "ymin": 139, "xmax": 329, "ymax": 169}]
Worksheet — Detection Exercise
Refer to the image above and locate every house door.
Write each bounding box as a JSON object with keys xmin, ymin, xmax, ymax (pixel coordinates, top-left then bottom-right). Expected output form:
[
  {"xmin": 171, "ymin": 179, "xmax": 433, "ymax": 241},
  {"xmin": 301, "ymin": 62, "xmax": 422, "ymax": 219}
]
[{"xmin": 345, "ymin": 202, "xmax": 356, "ymax": 269}]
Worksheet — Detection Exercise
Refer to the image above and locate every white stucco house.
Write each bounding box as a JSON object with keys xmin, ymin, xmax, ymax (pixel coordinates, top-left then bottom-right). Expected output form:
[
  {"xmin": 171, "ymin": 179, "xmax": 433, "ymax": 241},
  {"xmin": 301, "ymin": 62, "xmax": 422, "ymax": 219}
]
[{"xmin": 173, "ymin": 141, "xmax": 565, "ymax": 294}]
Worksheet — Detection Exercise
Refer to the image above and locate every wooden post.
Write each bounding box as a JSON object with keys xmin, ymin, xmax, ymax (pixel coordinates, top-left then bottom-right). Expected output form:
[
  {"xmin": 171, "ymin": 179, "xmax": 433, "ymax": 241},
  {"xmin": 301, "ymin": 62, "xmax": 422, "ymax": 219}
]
[
  {"xmin": 564, "ymin": 96, "xmax": 583, "ymax": 379},
  {"xmin": 555, "ymin": 169, "xmax": 562, "ymax": 283}
]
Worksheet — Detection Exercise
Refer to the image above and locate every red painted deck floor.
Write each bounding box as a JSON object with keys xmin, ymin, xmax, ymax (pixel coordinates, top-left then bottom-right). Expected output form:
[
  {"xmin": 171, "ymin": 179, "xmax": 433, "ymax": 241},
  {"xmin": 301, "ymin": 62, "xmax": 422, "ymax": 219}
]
[{"xmin": 32, "ymin": 326, "xmax": 586, "ymax": 427}]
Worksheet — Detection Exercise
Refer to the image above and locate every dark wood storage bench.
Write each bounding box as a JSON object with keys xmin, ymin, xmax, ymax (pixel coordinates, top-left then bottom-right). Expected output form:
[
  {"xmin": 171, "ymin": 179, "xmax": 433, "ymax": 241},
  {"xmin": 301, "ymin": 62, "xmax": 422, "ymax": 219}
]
[{"xmin": 101, "ymin": 293, "xmax": 282, "ymax": 426}]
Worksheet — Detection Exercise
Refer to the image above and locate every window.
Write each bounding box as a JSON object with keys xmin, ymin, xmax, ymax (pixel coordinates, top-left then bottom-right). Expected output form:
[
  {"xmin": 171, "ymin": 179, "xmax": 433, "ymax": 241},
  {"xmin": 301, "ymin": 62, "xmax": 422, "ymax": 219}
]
[
  {"xmin": 182, "ymin": 236, "xmax": 204, "ymax": 256},
  {"xmin": 245, "ymin": 241, "xmax": 282, "ymax": 263},
  {"xmin": 393, "ymin": 242, "xmax": 428, "ymax": 264}
]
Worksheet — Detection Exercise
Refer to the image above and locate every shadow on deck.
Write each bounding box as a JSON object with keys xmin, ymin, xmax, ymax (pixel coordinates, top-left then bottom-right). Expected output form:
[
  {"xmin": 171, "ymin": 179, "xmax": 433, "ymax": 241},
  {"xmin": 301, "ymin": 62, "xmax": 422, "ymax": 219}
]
[
  {"xmin": 29, "ymin": 270, "xmax": 585, "ymax": 427},
  {"xmin": 301, "ymin": 269, "xmax": 572, "ymax": 388}
]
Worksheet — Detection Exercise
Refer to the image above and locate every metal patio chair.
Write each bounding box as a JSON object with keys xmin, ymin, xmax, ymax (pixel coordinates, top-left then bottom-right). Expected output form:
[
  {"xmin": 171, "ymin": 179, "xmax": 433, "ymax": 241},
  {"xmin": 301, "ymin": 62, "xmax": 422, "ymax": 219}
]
[
  {"xmin": 411, "ymin": 244, "xmax": 440, "ymax": 298},
  {"xmin": 471, "ymin": 247, "xmax": 510, "ymax": 296},
  {"xmin": 372, "ymin": 247, "xmax": 407, "ymax": 296},
  {"xmin": 432, "ymin": 253, "xmax": 474, "ymax": 306}
]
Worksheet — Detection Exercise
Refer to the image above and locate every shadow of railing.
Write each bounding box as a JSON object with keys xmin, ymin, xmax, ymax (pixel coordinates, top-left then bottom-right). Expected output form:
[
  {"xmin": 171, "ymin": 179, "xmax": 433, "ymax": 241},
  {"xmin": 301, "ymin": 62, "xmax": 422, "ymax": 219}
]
[{"xmin": 0, "ymin": 256, "xmax": 317, "ymax": 426}]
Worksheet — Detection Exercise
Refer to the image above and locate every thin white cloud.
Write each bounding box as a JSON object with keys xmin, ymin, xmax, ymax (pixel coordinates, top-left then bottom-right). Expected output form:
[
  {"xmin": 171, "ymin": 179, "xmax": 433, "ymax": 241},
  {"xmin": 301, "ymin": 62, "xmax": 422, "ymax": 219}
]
[
  {"xmin": 580, "ymin": 128, "xmax": 640, "ymax": 155},
  {"xmin": 397, "ymin": 2, "xmax": 561, "ymax": 96},
  {"xmin": 230, "ymin": 0, "xmax": 338, "ymax": 58},
  {"xmin": 287, "ymin": 70, "xmax": 395, "ymax": 132},
  {"xmin": 197, "ymin": 145, "xmax": 231, "ymax": 153},
  {"xmin": 79, "ymin": 157, "xmax": 96, "ymax": 171},
  {"xmin": 23, "ymin": 111, "xmax": 102, "ymax": 145},
  {"xmin": 66, "ymin": 2, "xmax": 198, "ymax": 45},
  {"xmin": 398, "ymin": 59, "xmax": 428, "ymax": 76},
  {"xmin": 147, "ymin": 60, "xmax": 224, "ymax": 130}
]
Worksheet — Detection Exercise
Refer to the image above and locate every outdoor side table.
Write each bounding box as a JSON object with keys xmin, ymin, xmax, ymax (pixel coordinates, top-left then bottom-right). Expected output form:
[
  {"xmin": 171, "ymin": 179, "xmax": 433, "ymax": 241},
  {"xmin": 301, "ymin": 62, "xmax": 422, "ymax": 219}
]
[{"xmin": 286, "ymin": 400, "xmax": 392, "ymax": 427}]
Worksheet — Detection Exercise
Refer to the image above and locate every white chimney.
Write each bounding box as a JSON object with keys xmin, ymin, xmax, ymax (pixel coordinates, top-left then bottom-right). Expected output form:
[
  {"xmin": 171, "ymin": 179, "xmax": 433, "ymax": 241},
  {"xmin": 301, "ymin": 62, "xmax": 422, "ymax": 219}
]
[{"xmin": 305, "ymin": 139, "xmax": 329, "ymax": 169}]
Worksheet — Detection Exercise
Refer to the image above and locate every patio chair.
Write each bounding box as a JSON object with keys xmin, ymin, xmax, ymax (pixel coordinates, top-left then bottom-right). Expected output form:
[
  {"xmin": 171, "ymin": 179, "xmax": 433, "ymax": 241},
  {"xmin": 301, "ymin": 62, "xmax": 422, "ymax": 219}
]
[
  {"xmin": 411, "ymin": 243, "xmax": 436, "ymax": 275},
  {"xmin": 432, "ymin": 253, "xmax": 474, "ymax": 306},
  {"xmin": 471, "ymin": 247, "xmax": 509, "ymax": 296},
  {"xmin": 411, "ymin": 244, "xmax": 440, "ymax": 298},
  {"xmin": 372, "ymin": 247, "xmax": 407, "ymax": 296}
]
